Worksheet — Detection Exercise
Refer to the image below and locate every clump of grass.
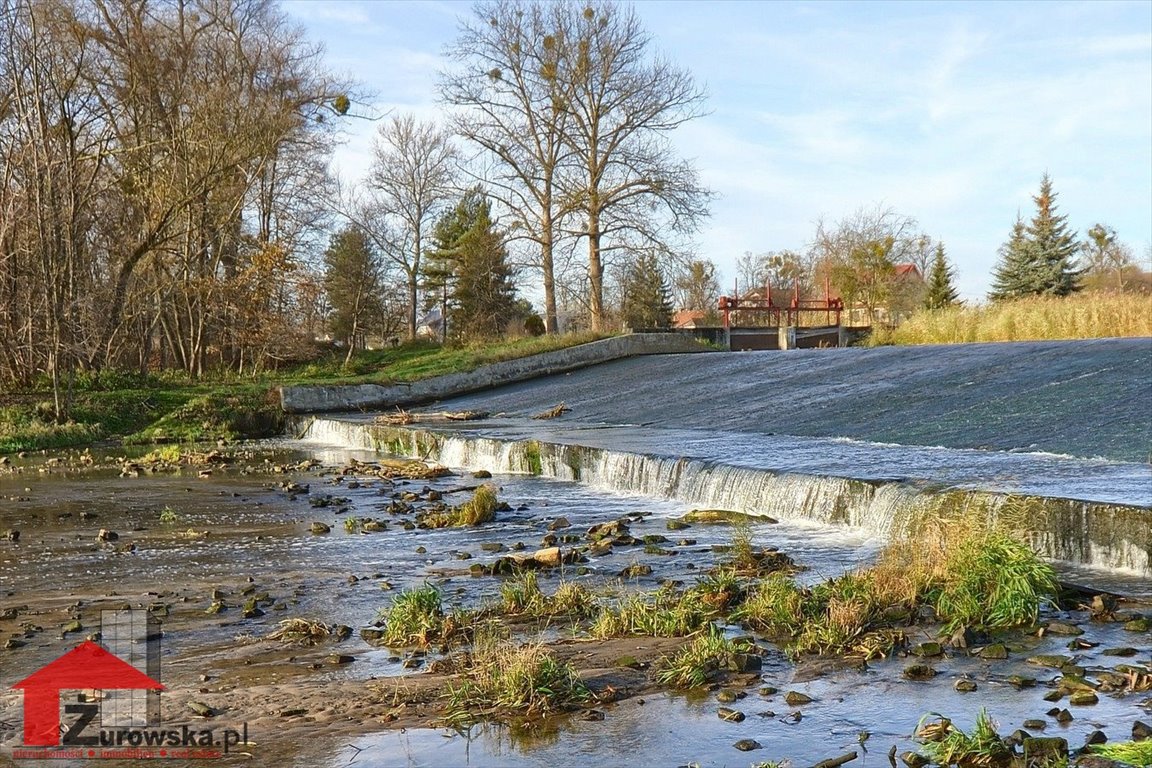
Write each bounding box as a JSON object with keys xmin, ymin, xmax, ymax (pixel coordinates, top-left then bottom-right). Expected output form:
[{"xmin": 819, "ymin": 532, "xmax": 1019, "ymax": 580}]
[
  {"xmin": 1089, "ymin": 741, "xmax": 1152, "ymax": 767},
  {"xmin": 733, "ymin": 504, "xmax": 1056, "ymax": 658},
  {"xmin": 267, "ymin": 618, "xmax": 335, "ymax": 645},
  {"xmin": 378, "ymin": 584, "xmax": 473, "ymax": 647},
  {"xmin": 730, "ymin": 521, "xmax": 756, "ymax": 569},
  {"xmin": 549, "ymin": 581, "xmax": 598, "ymax": 618},
  {"xmin": 343, "ymin": 517, "xmax": 360, "ymax": 533},
  {"xmin": 500, "ymin": 573, "xmax": 598, "ymax": 619},
  {"xmin": 732, "ymin": 574, "xmax": 807, "ymax": 638},
  {"xmin": 589, "ymin": 588, "xmax": 710, "ymax": 638},
  {"xmin": 501, "ymin": 572, "xmax": 547, "ymax": 615},
  {"xmin": 158, "ymin": 506, "xmax": 179, "ymax": 524},
  {"xmin": 144, "ymin": 445, "xmax": 183, "ymax": 464},
  {"xmin": 691, "ymin": 569, "xmax": 745, "ymax": 613},
  {"xmin": 933, "ymin": 529, "xmax": 1057, "ymax": 632},
  {"xmin": 125, "ymin": 390, "xmax": 281, "ymax": 444},
  {"xmin": 0, "ymin": 415, "xmax": 104, "ymax": 453},
  {"xmin": 653, "ymin": 625, "xmax": 756, "ymax": 688},
  {"xmin": 445, "ymin": 623, "xmax": 591, "ymax": 723},
  {"xmin": 423, "ymin": 484, "xmax": 499, "ymax": 528},
  {"xmin": 881, "ymin": 292, "xmax": 1152, "ymax": 345},
  {"xmin": 914, "ymin": 709, "xmax": 1013, "ymax": 767}
]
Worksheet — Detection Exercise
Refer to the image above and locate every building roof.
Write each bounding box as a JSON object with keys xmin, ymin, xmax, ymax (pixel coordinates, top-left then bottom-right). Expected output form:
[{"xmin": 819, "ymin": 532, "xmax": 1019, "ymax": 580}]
[
  {"xmin": 894, "ymin": 263, "xmax": 923, "ymax": 279},
  {"xmin": 672, "ymin": 309, "xmax": 707, "ymax": 329}
]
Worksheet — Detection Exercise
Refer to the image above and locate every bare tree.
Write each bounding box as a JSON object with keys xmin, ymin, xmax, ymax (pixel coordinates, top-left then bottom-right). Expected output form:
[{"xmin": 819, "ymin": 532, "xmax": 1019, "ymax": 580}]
[
  {"xmin": 442, "ymin": 0, "xmax": 577, "ymax": 334},
  {"xmin": 366, "ymin": 114, "xmax": 458, "ymax": 339},
  {"xmin": 550, "ymin": 0, "xmax": 712, "ymax": 331},
  {"xmin": 811, "ymin": 205, "xmax": 934, "ymax": 324}
]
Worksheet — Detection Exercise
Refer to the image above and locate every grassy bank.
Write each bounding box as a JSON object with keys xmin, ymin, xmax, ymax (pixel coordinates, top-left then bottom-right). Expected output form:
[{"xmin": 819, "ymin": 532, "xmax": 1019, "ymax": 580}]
[
  {"xmin": 0, "ymin": 333, "xmax": 610, "ymax": 453},
  {"xmin": 871, "ymin": 293, "xmax": 1152, "ymax": 346}
]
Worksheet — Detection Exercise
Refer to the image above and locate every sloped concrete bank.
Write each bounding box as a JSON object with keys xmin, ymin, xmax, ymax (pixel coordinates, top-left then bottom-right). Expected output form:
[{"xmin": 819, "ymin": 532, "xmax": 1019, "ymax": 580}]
[{"xmin": 279, "ymin": 333, "xmax": 709, "ymax": 414}]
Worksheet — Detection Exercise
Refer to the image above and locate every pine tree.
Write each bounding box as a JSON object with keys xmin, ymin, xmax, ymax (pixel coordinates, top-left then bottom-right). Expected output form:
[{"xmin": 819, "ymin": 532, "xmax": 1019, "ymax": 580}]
[
  {"xmin": 989, "ymin": 174, "xmax": 1082, "ymax": 300},
  {"xmin": 425, "ymin": 187, "xmax": 517, "ymax": 341},
  {"xmin": 924, "ymin": 243, "xmax": 959, "ymax": 309},
  {"xmin": 323, "ymin": 226, "xmax": 384, "ymax": 365},
  {"xmin": 620, "ymin": 253, "xmax": 674, "ymax": 329}
]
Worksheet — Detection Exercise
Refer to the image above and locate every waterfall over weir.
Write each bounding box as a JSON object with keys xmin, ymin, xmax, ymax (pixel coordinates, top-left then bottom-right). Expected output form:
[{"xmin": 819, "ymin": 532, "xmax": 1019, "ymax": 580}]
[{"xmin": 293, "ymin": 416, "xmax": 1151, "ymax": 579}]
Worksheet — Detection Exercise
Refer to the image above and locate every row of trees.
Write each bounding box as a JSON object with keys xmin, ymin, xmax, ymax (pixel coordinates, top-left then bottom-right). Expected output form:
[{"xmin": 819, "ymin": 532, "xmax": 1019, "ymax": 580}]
[
  {"xmin": 326, "ymin": 0, "xmax": 712, "ymax": 347},
  {"xmin": 725, "ymin": 174, "xmax": 1143, "ymax": 330},
  {"xmin": 314, "ymin": 0, "xmax": 714, "ymax": 347},
  {"xmin": 1, "ymin": 0, "xmax": 716, "ymax": 413},
  {"xmin": 1, "ymin": 0, "xmax": 350, "ymax": 416}
]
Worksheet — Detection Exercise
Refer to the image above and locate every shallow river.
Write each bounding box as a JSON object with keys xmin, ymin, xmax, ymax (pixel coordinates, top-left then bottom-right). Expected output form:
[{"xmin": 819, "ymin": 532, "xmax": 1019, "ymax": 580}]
[{"xmin": 2, "ymin": 442, "xmax": 1149, "ymax": 767}]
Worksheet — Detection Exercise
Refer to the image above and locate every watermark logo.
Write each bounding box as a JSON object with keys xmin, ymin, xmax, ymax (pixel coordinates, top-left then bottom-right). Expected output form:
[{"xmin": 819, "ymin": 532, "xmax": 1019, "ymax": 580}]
[{"xmin": 6, "ymin": 610, "xmax": 248, "ymax": 759}]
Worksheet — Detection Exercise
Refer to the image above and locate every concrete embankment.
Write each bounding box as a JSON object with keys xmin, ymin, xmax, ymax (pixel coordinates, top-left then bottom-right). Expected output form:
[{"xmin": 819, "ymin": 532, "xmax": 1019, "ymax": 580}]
[{"xmin": 278, "ymin": 334, "xmax": 709, "ymax": 414}]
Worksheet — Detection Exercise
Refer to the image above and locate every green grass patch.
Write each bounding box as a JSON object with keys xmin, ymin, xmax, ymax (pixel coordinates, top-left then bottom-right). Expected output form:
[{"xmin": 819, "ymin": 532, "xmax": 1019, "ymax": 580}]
[
  {"xmin": 1, "ymin": 333, "xmax": 613, "ymax": 452},
  {"xmin": 914, "ymin": 709, "xmax": 1013, "ymax": 767},
  {"xmin": 590, "ymin": 587, "xmax": 712, "ymax": 638},
  {"xmin": 501, "ymin": 572, "xmax": 548, "ymax": 615},
  {"xmin": 933, "ymin": 529, "xmax": 1058, "ymax": 632},
  {"xmin": 1089, "ymin": 741, "xmax": 1152, "ymax": 767},
  {"xmin": 124, "ymin": 390, "xmax": 282, "ymax": 444},
  {"xmin": 733, "ymin": 517, "xmax": 1056, "ymax": 657},
  {"xmin": 499, "ymin": 573, "xmax": 599, "ymax": 619},
  {"xmin": 280, "ymin": 332, "xmax": 612, "ymax": 385}
]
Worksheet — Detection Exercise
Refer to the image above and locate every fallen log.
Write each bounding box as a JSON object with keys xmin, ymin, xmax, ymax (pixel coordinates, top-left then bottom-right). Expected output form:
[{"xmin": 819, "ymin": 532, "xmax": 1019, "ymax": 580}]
[{"xmin": 810, "ymin": 751, "xmax": 858, "ymax": 768}]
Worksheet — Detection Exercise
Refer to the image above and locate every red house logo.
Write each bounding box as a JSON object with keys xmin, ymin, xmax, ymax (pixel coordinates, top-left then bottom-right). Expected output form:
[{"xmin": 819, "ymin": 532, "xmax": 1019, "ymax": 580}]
[{"xmin": 12, "ymin": 640, "xmax": 164, "ymax": 747}]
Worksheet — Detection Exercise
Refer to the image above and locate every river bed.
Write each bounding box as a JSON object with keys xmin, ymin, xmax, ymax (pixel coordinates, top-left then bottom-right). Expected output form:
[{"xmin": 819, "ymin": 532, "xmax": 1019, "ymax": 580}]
[{"xmin": 1, "ymin": 442, "xmax": 1150, "ymax": 767}]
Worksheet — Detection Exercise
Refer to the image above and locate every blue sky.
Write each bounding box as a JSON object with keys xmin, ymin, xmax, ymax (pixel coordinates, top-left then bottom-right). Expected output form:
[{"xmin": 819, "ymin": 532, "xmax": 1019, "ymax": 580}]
[{"xmin": 283, "ymin": 0, "xmax": 1152, "ymax": 301}]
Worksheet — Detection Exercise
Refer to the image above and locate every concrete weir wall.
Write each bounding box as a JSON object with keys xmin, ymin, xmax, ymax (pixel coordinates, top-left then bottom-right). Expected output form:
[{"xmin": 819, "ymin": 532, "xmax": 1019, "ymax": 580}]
[{"xmin": 279, "ymin": 333, "xmax": 709, "ymax": 414}]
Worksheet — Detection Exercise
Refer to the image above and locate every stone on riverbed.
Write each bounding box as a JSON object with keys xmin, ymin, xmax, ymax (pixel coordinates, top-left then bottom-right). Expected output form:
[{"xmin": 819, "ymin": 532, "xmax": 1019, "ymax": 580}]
[
  {"xmin": 1044, "ymin": 621, "xmax": 1083, "ymax": 636},
  {"xmin": 732, "ymin": 739, "xmax": 761, "ymax": 752},
  {"xmin": 979, "ymin": 643, "xmax": 1009, "ymax": 659},
  {"xmin": 911, "ymin": 642, "xmax": 943, "ymax": 657},
  {"xmin": 903, "ymin": 665, "xmax": 937, "ymax": 681}
]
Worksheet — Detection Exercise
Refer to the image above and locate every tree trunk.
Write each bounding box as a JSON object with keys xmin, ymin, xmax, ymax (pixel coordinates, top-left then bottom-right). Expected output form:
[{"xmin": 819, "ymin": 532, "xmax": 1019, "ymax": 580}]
[
  {"xmin": 586, "ymin": 206, "xmax": 604, "ymax": 331},
  {"xmin": 541, "ymin": 206, "xmax": 559, "ymax": 334}
]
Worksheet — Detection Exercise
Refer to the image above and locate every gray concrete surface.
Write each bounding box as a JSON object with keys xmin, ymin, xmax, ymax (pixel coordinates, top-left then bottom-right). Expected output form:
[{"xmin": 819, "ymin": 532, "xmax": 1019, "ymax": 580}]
[{"xmin": 279, "ymin": 333, "xmax": 710, "ymax": 414}]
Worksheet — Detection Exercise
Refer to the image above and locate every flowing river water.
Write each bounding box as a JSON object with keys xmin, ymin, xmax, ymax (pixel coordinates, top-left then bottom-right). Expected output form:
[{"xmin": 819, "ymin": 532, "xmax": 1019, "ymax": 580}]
[{"xmin": 2, "ymin": 339, "xmax": 1151, "ymax": 767}]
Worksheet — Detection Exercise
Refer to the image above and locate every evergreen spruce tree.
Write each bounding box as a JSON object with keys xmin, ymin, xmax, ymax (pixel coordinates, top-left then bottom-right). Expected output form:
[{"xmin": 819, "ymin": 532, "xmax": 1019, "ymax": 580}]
[
  {"xmin": 1026, "ymin": 174, "xmax": 1081, "ymax": 296},
  {"xmin": 425, "ymin": 187, "xmax": 517, "ymax": 341},
  {"xmin": 620, "ymin": 253, "xmax": 674, "ymax": 329},
  {"xmin": 924, "ymin": 243, "xmax": 959, "ymax": 309},
  {"xmin": 989, "ymin": 174, "xmax": 1081, "ymax": 300}
]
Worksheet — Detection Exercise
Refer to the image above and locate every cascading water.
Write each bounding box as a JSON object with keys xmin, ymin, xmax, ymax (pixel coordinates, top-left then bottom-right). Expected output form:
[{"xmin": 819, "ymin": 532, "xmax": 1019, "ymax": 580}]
[{"xmin": 292, "ymin": 416, "xmax": 1150, "ymax": 577}]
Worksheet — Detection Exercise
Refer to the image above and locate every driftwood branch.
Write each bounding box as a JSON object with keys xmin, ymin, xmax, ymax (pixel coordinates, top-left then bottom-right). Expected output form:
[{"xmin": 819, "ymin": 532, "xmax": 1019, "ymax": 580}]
[
  {"xmin": 811, "ymin": 751, "xmax": 858, "ymax": 768},
  {"xmin": 532, "ymin": 402, "xmax": 569, "ymax": 420}
]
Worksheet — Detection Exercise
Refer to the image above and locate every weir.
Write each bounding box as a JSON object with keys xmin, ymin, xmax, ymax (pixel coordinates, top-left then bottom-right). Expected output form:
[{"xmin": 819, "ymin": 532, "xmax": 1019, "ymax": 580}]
[{"xmin": 290, "ymin": 416, "xmax": 1151, "ymax": 578}]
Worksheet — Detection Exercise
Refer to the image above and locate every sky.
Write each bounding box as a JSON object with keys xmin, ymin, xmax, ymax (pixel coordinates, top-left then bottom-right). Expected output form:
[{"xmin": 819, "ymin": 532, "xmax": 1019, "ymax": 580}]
[{"xmin": 282, "ymin": 0, "xmax": 1152, "ymax": 301}]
